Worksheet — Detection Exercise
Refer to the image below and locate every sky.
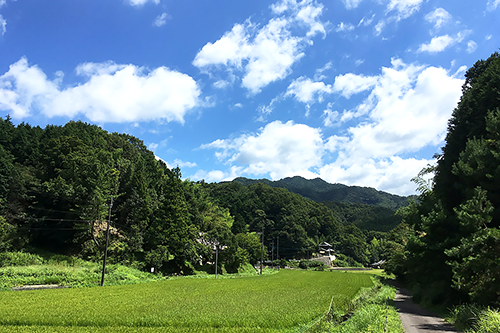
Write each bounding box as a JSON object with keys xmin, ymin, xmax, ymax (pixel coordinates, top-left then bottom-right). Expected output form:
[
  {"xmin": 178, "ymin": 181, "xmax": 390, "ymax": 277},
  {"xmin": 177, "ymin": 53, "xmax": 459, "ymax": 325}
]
[{"xmin": 0, "ymin": 0, "xmax": 499, "ymax": 196}]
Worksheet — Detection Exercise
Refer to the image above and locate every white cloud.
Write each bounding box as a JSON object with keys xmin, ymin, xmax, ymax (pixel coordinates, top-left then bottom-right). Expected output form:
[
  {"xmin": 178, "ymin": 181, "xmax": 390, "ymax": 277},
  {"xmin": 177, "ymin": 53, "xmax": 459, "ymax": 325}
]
[
  {"xmin": 333, "ymin": 73, "xmax": 378, "ymax": 98},
  {"xmin": 341, "ymin": 0, "xmax": 363, "ymax": 10},
  {"xmin": 285, "ymin": 76, "xmax": 332, "ymax": 104},
  {"xmin": 386, "ymin": 0, "xmax": 424, "ymax": 20},
  {"xmin": 153, "ymin": 13, "xmax": 170, "ymax": 27},
  {"xmin": 127, "ymin": 0, "xmax": 159, "ymax": 6},
  {"xmin": 172, "ymin": 159, "xmax": 197, "ymax": 168},
  {"xmin": 417, "ymin": 31, "xmax": 469, "ymax": 53},
  {"xmin": 213, "ymin": 80, "xmax": 231, "ymax": 89},
  {"xmin": 358, "ymin": 15, "xmax": 375, "ymax": 27},
  {"xmin": 314, "ymin": 61, "xmax": 332, "ymax": 80},
  {"xmin": 425, "ymin": 8, "xmax": 451, "ymax": 30},
  {"xmin": 319, "ymin": 157, "xmax": 433, "ymax": 195},
  {"xmin": 0, "ymin": 14, "xmax": 6, "ymax": 35},
  {"xmin": 487, "ymin": 0, "xmax": 500, "ymax": 11},
  {"xmin": 375, "ymin": 0, "xmax": 423, "ymax": 35},
  {"xmin": 201, "ymin": 120, "xmax": 323, "ymax": 180},
  {"xmin": 200, "ymin": 59, "xmax": 464, "ymax": 196},
  {"xmin": 333, "ymin": 60, "xmax": 463, "ymax": 160},
  {"xmin": 0, "ymin": 58, "xmax": 201, "ymax": 123},
  {"xmin": 322, "ymin": 103, "xmax": 339, "ymax": 127},
  {"xmin": 193, "ymin": 0, "xmax": 328, "ymax": 94},
  {"xmin": 467, "ymin": 40, "xmax": 478, "ymax": 53},
  {"xmin": 148, "ymin": 143, "xmax": 159, "ymax": 151},
  {"xmin": 335, "ymin": 22, "xmax": 355, "ymax": 33},
  {"xmin": 0, "ymin": 58, "xmax": 60, "ymax": 118}
]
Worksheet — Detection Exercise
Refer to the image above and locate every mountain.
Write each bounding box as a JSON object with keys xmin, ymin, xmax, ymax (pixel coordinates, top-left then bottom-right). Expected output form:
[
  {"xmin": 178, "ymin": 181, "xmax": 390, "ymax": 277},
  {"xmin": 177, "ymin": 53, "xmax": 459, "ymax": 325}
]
[{"xmin": 231, "ymin": 176, "xmax": 410, "ymax": 211}]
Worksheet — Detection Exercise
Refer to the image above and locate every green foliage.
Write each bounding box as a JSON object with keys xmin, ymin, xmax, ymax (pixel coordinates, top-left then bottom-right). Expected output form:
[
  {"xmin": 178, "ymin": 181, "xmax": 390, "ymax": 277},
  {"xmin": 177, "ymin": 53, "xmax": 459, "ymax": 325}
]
[
  {"xmin": 0, "ymin": 251, "xmax": 44, "ymax": 267},
  {"xmin": 393, "ymin": 51, "xmax": 500, "ymax": 308},
  {"xmin": 232, "ymin": 176, "xmax": 410, "ymax": 210}
]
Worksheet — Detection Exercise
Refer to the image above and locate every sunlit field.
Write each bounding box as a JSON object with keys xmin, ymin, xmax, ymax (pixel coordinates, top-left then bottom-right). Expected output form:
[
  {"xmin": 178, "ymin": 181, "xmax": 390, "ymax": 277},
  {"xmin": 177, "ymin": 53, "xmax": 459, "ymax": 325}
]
[{"xmin": 0, "ymin": 270, "xmax": 373, "ymax": 332}]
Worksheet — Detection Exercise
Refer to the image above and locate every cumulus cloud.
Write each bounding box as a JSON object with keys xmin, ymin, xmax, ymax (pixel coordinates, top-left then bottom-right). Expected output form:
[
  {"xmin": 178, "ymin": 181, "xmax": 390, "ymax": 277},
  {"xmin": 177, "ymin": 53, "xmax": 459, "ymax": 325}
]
[
  {"xmin": 153, "ymin": 13, "xmax": 170, "ymax": 27},
  {"xmin": 285, "ymin": 76, "xmax": 332, "ymax": 104},
  {"xmin": 333, "ymin": 73, "xmax": 378, "ymax": 98},
  {"xmin": 197, "ymin": 58, "xmax": 464, "ymax": 195},
  {"xmin": 417, "ymin": 31, "xmax": 469, "ymax": 53},
  {"xmin": 0, "ymin": 57, "xmax": 201, "ymax": 123},
  {"xmin": 333, "ymin": 59, "xmax": 463, "ymax": 159},
  {"xmin": 425, "ymin": 8, "xmax": 451, "ymax": 30},
  {"xmin": 201, "ymin": 120, "xmax": 323, "ymax": 180},
  {"xmin": 193, "ymin": 0, "xmax": 328, "ymax": 94}
]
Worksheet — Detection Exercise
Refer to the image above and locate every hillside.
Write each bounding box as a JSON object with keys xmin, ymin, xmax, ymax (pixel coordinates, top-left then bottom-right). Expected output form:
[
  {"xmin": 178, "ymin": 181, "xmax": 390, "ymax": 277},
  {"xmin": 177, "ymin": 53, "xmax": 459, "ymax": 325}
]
[{"xmin": 231, "ymin": 176, "xmax": 410, "ymax": 210}]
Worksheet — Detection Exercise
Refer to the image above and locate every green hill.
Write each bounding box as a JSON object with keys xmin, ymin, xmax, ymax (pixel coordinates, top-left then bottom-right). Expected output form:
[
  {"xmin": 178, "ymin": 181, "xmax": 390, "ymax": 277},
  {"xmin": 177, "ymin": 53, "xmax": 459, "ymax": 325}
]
[{"xmin": 231, "ymin": 176, "xmax": 410, "ymax": 210}]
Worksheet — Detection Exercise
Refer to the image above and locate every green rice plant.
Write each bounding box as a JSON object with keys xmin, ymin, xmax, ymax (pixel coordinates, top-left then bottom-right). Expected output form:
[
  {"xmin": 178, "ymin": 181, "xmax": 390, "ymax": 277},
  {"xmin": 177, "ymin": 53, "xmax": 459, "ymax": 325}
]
[{"xmin": 0, "ymin": 270, "xmax": 372, "ymax": 331}]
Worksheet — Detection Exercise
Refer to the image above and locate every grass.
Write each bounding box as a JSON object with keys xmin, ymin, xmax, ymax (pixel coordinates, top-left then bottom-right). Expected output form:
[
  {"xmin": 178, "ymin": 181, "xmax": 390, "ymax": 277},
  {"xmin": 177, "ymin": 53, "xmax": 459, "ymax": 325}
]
[
  {"xmin": 448, "ymin": 304, "xmax": 500, "ymax": 333},
  {"xmin": 0, "ymin": 262, "xmax": 165, "ymax": 290},
  {"xmin": 0, "ymin": 270, "xmax": 372, "ymax": 332}
]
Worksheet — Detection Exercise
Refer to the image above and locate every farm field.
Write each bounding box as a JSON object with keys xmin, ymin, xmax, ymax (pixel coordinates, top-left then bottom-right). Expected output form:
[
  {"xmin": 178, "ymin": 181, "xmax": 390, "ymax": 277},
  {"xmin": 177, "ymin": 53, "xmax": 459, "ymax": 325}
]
[{"xmin": 0, "ymin": 270, "xmax": 373, "ymax": 332}]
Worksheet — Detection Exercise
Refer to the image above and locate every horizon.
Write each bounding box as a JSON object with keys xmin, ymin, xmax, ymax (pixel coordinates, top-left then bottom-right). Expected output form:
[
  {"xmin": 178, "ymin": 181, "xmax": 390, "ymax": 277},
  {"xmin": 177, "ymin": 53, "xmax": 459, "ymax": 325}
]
[{"xmin": 1, "ymin": 0, "xmax": 498, "ymax": 196}]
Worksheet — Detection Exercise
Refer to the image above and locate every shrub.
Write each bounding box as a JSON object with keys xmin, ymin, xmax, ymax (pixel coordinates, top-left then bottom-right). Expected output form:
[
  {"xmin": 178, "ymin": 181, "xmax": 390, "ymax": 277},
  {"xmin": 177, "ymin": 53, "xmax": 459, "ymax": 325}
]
[{"xmin": 0, "ymin": 251, "xmax": 44, "ymax": 267}]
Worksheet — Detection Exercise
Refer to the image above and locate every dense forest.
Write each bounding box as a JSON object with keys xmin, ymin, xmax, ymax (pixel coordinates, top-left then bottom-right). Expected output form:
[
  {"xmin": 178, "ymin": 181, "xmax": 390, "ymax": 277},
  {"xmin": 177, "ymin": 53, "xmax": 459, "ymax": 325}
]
[
  {"xmin": 386, "ymin": 51, "xmax": 500, "ymax": 308},
  {"xmin": 232, "ymin": 176, "xmax": 410, "ymax": 210},
  {"xmin": 0, "ymin": 117, "xmax": 403, "ymax": 274}
]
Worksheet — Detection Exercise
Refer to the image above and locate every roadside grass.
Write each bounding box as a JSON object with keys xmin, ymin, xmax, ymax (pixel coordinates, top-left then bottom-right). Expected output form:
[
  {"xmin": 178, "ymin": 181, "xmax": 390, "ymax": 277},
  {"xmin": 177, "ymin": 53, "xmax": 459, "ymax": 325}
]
[
  {"xmin": 0, "ymin": 270, "xmax": 373, "ymax": 332},
  {"xmin": 448, "ymin": 304, "xmax": 500, "ymax": 333},
  {"xmin": 305, "ymin": 274, "xmax": 404, "ymax": 333}
]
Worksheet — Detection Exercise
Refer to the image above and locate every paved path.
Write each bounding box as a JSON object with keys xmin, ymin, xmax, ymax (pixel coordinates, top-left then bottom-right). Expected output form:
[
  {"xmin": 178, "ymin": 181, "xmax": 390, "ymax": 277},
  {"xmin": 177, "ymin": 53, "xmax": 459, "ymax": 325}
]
[{"xmin": 392, "ymin": 283, "xmax": 462, "ymax": 333}]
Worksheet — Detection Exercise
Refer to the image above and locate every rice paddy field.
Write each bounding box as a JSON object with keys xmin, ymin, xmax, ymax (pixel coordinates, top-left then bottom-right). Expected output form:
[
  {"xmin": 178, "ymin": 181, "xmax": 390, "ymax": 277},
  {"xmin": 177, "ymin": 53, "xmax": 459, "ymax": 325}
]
[{"xmin": 0, "ymin": 270, "xmax": 373, "ymax": 332}]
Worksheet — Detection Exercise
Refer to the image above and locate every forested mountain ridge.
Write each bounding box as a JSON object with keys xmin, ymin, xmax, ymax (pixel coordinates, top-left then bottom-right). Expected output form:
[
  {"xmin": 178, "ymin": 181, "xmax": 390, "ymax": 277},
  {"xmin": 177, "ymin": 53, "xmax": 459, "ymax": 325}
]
[{"xmin": 231, "ymin": 176, "xmax": 410, "ymax": 210}]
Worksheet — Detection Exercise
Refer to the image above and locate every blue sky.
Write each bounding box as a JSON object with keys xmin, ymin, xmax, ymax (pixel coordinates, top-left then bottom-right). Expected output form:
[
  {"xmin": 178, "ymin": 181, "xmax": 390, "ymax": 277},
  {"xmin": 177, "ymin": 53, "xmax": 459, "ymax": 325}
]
[{"xmin": 0, "ymin": 0, "xmax": 499, "ymax": 195}]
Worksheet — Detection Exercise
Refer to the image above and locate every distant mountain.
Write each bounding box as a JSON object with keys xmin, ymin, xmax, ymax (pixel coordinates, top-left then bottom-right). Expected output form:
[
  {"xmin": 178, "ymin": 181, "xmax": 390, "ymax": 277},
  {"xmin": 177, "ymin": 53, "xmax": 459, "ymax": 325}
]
[{"xmin": 231, "ymin": 176, "xmax": 410, "ymax": 211}]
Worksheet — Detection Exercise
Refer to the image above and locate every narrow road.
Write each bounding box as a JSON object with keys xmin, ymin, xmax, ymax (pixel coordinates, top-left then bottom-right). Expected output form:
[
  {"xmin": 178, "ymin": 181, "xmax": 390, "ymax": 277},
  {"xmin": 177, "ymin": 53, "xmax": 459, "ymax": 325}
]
[{"xmin": 392, "ymin": 283, "xmax": 462, "ymax": 333}]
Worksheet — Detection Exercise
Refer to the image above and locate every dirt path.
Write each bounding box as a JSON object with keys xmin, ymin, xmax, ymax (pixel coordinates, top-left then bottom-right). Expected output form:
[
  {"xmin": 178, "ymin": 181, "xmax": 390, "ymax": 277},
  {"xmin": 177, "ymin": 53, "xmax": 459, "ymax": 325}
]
[{"xmin": 392, "ymin": 283, "xmax": 462, "ymax": 333}]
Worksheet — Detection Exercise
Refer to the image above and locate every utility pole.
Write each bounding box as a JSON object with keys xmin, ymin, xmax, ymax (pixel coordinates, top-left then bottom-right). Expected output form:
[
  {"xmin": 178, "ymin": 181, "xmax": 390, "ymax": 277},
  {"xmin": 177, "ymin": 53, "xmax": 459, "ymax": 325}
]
[
  {"xmin": 277, "ymin": 236, "xmax": 279, "ymax": 270},
  {"xmin": 260, "ymin": 227, "xmax": 264, "ymax": 275},
  {"xmin": 215, "ymin": 243, "xmax": 219, "ymax": 279},
  {"xmin": 100, "ymin": 197, "xmax": 113, "ymax": 287},
  {"xmin": 271, "ymin": 239, "xmax": 274, "ymax": 268}
]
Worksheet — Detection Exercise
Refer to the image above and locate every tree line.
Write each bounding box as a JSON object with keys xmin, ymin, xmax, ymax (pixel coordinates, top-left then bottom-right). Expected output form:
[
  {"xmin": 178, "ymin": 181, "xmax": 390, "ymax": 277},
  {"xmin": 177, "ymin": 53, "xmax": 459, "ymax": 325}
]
[
  {"xmin": 0, "ymin": 117, "xmax": 400, "ymax": 274},
  {"xmin": 385, "ymin": 51, "xmax": 500, "ymax": 308}
]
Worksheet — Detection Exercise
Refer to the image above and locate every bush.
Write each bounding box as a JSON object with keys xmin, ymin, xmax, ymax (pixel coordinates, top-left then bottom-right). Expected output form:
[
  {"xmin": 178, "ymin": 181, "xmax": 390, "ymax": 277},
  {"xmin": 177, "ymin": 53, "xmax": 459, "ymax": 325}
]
[
  {"xmin": 299, "ymin": 260, "xmax": 325, "ymax": 270},
  {"xmin": 0, "ymin": 251, "xmax": 44, "ymax": 267}
]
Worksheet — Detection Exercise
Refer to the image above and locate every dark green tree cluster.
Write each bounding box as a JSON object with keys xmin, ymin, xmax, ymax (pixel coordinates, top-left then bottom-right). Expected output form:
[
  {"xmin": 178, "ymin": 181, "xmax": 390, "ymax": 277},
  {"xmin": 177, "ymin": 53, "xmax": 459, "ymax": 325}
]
[
  {"xmin": 0, "ymin": 119, "xmax": 259, "ymax": 274},
  {"xmin": 389, "ymin": 51, "xmax": 500, "ymax": 307}
]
